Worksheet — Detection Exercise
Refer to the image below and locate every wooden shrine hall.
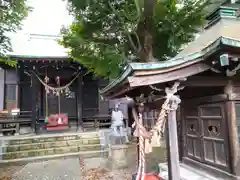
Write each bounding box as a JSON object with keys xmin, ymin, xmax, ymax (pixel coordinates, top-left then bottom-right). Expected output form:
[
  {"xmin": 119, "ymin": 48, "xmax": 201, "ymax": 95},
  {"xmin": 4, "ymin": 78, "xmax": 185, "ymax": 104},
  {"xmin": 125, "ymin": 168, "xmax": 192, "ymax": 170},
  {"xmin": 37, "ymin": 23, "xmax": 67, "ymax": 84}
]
[
  {"xmin": 100, "ymin": 3, "xmax": 240, "ymax": 180},
  {"xmin": 0, "ymin": 56, "xmax": 111, "ymax": 135}
]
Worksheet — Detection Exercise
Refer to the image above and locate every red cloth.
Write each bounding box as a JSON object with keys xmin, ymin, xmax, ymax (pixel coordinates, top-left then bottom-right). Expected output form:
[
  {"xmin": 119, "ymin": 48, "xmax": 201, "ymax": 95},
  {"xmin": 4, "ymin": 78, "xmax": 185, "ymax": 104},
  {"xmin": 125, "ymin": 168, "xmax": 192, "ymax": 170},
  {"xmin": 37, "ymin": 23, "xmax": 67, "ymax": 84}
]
[
  {"xmin": 46, "ymin": 114, "xmax": 68, "ymax": 127},
  {"xmin": 144, "ymin": 173, "xmax": 163, "ymax": 180}
]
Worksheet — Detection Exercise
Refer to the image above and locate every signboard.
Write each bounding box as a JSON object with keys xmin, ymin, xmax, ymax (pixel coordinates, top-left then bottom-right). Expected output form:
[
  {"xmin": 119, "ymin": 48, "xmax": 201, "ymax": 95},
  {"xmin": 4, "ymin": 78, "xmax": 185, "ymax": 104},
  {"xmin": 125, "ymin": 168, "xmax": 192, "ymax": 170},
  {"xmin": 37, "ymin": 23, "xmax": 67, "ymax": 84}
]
[{"xmin": 11, "ymin": 108, "xmax": 20, "ymax": 116}]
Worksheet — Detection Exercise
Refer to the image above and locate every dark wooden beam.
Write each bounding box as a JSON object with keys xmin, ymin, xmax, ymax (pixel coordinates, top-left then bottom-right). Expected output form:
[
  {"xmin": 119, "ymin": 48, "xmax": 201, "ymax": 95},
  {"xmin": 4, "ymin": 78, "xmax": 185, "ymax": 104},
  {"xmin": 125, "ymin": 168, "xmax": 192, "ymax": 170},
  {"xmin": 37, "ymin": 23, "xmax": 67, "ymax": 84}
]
[
  {"xmin": 183, "ymin": 76, "xmax": 229, "ymax": 87},
  {"xmin": 183, "ymin": 94, "xmax": 228, "ymax": 104},
  {"xmin": 31, "ymin": 71, "xmax": 37, "ymax": 133},
  {"xmin": 76, "ymin": 73, "xmax": 83, "ymax": 131}
]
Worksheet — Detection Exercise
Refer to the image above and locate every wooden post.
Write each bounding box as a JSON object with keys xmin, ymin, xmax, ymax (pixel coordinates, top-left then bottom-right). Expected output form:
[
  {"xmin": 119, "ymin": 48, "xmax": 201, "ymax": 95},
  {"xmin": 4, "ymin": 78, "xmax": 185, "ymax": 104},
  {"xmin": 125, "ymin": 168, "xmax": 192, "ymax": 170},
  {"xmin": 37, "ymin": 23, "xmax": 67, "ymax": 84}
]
[
  {"xmin": 77, "ymin": 73, "xmax": 83, "ymax": 132},
  {"xmin": 224, "ymin": 80, "xmax": 238, "ymax": 175},
  {"xmin": 31, "ymin": 70, "xmax": 37, "ymax": 133},
  {"xmin": 16, "ymin": 63, "xmax": 20, "ymax": 109},
  {"xmin": 167, "ymin": 95, "xmax": 181, "ymax": 180}
]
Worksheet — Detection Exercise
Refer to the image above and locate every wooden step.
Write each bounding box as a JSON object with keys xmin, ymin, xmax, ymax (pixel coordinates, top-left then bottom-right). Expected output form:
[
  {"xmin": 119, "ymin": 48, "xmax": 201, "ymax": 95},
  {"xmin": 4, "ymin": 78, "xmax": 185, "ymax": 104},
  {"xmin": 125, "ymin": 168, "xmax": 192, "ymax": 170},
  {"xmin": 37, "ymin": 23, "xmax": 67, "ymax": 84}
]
[{"xmin": 158, "ymin": 163, "xmax": 225, "ymax": 180}]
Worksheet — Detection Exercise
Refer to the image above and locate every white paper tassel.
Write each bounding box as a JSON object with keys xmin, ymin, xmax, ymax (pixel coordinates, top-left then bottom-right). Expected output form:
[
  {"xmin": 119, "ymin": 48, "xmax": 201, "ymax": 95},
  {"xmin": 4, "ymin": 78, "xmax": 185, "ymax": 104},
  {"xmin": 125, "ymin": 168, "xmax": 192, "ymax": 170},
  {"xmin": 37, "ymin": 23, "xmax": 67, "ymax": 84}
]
[
  {"xmin": 150, "ymin": 131, "xmax": 161, "ymax": 147},
  {"xmin": 58, "ymin": 117, "xmax": 62, "ymax": 124},
  {"xmin": 145, "ymin": 138, "xmax": 152, "ymax": 154}
]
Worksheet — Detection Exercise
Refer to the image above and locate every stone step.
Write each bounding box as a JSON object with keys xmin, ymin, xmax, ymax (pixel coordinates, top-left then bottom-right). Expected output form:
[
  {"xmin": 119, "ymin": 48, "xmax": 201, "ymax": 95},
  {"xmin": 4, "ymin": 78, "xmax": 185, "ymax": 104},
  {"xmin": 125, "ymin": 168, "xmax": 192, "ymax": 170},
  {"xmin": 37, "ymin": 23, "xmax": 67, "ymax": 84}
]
[
  {"xmin": 4, "ymin": 138, "xmax": 101, "ymax": 152},
  {"xmin": 1, "ymin": 144, "xmax": 103, "ymax": 160},
  {"xmin": 5, "ymin": 133, "xmax": 99, "ymax": 145},
  {"xmin": 0, "ymin": 150, "xmax": 109, "ymax": 165},
  {"xmin": 158, "ymin": 163, "xmax": 225, "ymax": 180}
]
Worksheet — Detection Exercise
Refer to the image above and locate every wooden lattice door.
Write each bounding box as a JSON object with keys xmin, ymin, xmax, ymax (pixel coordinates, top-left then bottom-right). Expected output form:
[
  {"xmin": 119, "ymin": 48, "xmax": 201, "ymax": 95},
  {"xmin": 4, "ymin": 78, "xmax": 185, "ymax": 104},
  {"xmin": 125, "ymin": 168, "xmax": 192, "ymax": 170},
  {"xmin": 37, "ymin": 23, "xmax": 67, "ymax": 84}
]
[{"xmin": 184, "ymin": 103, "xmax": 229, "ymax": 170}]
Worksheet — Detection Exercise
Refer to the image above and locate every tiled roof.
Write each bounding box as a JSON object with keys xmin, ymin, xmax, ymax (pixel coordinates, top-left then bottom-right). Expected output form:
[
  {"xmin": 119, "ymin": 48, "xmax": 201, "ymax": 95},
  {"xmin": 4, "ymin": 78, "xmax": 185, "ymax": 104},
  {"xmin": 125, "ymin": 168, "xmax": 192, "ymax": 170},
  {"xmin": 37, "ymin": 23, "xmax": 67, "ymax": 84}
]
[
  {"xmin": 100, "ymin": 17, "xmax": 240, "ymax": 97},
  {"xmin": 175, "ymin": 18, "xmax": 240, "ymax": 59},
  {"xmin": 8, "ymin": 33, "xmax": 68, "ymax": 58}
]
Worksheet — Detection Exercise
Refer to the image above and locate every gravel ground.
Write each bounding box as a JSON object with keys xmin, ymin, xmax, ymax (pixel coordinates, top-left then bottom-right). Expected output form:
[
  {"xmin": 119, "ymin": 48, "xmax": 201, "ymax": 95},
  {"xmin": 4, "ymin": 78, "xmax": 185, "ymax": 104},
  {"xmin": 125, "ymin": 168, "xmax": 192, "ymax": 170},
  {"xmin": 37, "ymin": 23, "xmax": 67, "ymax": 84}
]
[
  {"xmin": 0, "ymin": 164, "xmax": 24, "ymax": 180},
  {"xmin": 85, "ymin": 168, "xmax": 133, "ymax": 180},
  {"xmin": 7, "ymin": 157, "xmax": 133, "ymax": 180}
]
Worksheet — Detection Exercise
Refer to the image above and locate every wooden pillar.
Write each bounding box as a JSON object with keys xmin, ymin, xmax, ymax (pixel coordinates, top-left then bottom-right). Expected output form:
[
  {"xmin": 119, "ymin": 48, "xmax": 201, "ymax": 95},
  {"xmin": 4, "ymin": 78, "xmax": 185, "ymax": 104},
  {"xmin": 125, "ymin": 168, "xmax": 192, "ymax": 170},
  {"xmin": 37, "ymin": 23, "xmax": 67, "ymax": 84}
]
[
  {"xmin": 77, "ymin": 73, "xmax": 83, "ymax": 132},
  {"xmin": 15, "ymin": 63, "xmax": 21, "ymax": 135},
  {"xmin": 31, "ymin": 69, "xmax": 37, "ymax": 133},
  {"xmin": 16, "ymin": 62, "xmax": 22, "ymax": 109},
  {"xmin": 225, "ymin": 80, "xmax": 238, "ymax": 175},
  {"xmin": 0, "ymin": 69, "xmax": 5, "ymax": 111},
  {"xmin": 0, "ymin": 69, "xmax": 3, "ymax": 136},
  {"xmin": 166, "ymin": 95, "xmax": 181, "ymax": 180}
]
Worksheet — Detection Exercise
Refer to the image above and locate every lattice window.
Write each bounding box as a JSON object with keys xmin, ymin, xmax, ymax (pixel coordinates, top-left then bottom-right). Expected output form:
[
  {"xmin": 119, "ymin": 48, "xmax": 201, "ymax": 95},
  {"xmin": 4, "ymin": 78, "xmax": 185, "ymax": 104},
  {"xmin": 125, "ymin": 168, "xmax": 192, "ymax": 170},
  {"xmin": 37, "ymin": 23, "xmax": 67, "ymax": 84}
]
[
  {"xmin": 143, "ymin": 109, "xmax": 159, "ymax": 131},
  {"xmin": 4, "ymin": 84, "xmax": 17, "ymax": 111}
]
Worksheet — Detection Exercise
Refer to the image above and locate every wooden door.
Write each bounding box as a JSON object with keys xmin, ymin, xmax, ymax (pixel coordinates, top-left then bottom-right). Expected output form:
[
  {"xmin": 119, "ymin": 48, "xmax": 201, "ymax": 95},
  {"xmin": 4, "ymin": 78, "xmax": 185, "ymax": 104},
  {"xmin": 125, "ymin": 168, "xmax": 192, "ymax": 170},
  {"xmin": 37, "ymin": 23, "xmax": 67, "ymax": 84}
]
[
  {"xmin": 47, "ymin": 93, "xmax": 58, "ymax": 115},
  {"xmin": 184, "ymin": 103, "xmax": 228, "ymax": 170}
]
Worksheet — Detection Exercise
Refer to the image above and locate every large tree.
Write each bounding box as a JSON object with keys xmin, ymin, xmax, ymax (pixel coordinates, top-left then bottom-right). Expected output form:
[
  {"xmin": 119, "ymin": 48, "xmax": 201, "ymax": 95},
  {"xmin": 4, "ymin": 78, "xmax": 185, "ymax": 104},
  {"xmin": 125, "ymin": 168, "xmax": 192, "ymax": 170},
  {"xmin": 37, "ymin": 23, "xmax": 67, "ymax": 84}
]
[
  {"xmin": 60, "ymin": 0, "xmax": 223, "ymax": 79},
  {"xmin": 0, "ymin": 0, "xmax": 30, "ymax": 64}
]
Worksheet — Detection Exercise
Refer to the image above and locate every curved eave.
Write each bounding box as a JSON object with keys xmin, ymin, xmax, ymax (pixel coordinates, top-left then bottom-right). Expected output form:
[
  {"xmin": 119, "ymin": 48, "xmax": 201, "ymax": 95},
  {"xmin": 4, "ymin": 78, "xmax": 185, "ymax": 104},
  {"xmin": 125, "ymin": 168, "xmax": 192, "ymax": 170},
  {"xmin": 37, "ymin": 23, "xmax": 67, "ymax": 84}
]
[
  {"xmin": 100, "ymin": 36, "xmax": 240, "ymax": 98},
  {"xmin": 99, "ymin": 65, "xmax": 133, "ymax": 96},
  {"xmin": 128, "ymin": 61, "xmax": 211, "ymax": 87}
]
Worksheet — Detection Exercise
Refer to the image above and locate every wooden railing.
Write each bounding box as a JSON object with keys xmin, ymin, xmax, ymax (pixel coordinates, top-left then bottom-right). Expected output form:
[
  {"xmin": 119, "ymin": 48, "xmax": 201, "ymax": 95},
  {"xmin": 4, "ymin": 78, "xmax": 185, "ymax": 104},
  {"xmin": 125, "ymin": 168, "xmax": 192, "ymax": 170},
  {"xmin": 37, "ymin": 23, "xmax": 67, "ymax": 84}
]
[
  {"xmin": 82, "ymin": 114, "xmax": 111, "ymax": 131},
  {"xmin": 82, "ymin": 114, "xmax": 129, "ymax": 131},
  {"xmin": 0, "ymin": 111, "xmax": 31, "ymax": 135}
]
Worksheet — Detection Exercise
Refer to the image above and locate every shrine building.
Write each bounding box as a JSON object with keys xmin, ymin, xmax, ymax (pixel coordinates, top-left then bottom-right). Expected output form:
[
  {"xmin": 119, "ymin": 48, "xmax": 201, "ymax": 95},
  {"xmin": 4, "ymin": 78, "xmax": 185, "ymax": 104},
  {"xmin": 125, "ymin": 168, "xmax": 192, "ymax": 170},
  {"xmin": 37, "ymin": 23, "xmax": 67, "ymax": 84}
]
[
  {"xmin": 100, "ymin": 1, "xmax": 240, "ymax": 179},
  {"xmin": 0, "ymin": 33, "xmax": 111, "ymax": 135}
]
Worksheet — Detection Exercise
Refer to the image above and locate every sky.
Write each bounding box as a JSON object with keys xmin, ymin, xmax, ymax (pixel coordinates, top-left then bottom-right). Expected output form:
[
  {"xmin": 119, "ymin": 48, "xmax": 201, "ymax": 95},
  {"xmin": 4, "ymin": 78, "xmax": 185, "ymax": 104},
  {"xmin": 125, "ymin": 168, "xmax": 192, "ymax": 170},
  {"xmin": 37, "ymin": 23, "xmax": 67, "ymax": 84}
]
[{"xmin": 9, "ymin": 0, "xmax": 73, "ymax": 57}]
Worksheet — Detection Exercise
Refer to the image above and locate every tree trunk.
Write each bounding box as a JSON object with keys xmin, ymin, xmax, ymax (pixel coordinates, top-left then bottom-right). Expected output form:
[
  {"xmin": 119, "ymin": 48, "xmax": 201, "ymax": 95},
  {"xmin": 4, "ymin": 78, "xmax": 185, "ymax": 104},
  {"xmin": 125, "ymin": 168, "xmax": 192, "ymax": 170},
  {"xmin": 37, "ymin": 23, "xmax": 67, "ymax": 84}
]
[{"xmin": 137, "ymin": 0, "xmax": 156, "ymax": 62}]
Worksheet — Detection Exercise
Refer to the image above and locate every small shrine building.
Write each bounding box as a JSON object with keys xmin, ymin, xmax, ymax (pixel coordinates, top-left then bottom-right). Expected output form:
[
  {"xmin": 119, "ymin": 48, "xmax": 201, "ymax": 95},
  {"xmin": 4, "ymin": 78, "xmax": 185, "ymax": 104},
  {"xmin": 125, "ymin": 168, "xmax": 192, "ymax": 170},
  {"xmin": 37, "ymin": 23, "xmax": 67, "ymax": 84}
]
[{"xmin": 100, "ymin": 3, "xmax": 240, "ymax": 179}]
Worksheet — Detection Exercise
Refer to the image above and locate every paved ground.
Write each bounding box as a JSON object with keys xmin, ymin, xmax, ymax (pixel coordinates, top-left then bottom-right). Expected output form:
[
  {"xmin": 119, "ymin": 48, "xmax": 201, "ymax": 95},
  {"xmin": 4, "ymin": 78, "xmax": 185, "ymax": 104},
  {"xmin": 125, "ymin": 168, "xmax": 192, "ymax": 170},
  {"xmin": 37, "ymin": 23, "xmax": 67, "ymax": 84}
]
[
  {"xmin": 0, "ymin": 146, "xmax": 165, "ymax": 180},
  {"xmin": 12, "ymin": 158, "xmax": 81, "ymax": 180},
  {"xmin": 9, "ymin": 157, "xmax": 133, "ymax": 180}
]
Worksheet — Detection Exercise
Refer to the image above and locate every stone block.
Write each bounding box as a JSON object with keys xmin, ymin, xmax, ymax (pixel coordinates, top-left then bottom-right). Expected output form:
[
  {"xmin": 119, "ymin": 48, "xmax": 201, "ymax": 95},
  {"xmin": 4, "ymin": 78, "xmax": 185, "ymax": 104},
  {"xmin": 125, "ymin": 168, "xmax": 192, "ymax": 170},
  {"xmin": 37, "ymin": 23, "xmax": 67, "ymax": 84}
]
[
  {"xmin": 108, "ymin": 144, "xmax": 128, "ymax": 169},
  {"xmin": 44, "ymin": 149, "xmax": 55, "ymax": 156},
  {"xmin": 6, "ymin": 145, "xmax": 19, "ymax": 152},
  {"xmin": 79, "ymin": 144, "xmax": 101, "ymax": 151},
  {"xmin": 10, "ymin": 139, "xmax": 33, "ymax": 145},
  {"xmin": 88, "ymin": 138, "xmax": 100, "ymax": 144},
  {"xmin": 67, "ymin": 140, "xmax": 82, "ymax": 146},
  {"xmin": 19, "ymin": 126, "xmax": 32, "ymax": 135},
  {"xmin": 1, "ymin": 132, "xmax": 104, "ymax": 161}
]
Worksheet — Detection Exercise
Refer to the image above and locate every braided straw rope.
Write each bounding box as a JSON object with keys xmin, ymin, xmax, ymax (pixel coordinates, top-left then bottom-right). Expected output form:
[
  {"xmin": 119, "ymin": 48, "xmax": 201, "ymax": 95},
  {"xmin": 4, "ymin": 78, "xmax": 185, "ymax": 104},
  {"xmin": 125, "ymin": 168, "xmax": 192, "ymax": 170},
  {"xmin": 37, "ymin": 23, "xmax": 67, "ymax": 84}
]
[
  {"xmin": 135, "ymin": 113, "xmax": 145, "ymax": 180},
  {"xmin": 132, "ymin": 84, "xmax": 180, "ymax": 180}
]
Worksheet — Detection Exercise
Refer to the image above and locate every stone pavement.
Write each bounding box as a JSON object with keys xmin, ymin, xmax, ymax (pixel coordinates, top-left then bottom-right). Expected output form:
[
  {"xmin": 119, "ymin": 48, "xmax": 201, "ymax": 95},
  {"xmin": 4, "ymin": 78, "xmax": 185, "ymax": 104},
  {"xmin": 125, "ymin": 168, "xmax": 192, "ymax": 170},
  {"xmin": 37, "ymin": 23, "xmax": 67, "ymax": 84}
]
[
  {"xmin": 12, "ymin": 158, "xmax": 82, "ymax": 180},
  {"xmin": 12, "ymin": 157, "xmax": 109, "ymax": 180}
]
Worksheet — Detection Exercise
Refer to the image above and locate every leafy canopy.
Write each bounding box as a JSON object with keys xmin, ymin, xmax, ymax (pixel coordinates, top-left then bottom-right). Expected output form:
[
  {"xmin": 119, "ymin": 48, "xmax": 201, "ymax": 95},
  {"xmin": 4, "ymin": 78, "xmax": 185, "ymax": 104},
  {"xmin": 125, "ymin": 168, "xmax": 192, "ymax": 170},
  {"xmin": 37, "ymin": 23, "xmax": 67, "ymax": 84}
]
[
  {"xmin": 0, "ymin": 0, "xmax": 30, "ymax": 65},
  {"xmin": 60, "ymin": 0, "xmax": 214, "ymax": 79}
]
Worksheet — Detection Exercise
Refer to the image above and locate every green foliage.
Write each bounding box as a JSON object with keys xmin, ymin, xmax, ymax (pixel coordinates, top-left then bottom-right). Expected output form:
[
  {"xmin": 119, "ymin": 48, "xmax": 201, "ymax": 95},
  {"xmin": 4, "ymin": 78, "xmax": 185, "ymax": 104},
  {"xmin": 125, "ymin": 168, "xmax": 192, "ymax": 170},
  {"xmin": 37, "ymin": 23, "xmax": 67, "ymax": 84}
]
[
  {"xmin": 0, "ymin": 0, "xmax": 30, "ymax": 66},
  {"xmin": 60, "ymin": 0, "xmax": 216, "ymax": 79}
]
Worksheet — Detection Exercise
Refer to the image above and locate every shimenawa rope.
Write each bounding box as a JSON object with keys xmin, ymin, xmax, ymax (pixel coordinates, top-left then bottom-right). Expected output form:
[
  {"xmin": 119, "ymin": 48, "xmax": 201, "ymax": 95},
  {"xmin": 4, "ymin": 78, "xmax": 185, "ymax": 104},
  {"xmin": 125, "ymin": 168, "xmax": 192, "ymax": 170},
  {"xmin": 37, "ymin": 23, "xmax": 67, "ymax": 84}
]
[{"xmin": 132, "ymin": 84, "xmax": 180, "ymax": 180}]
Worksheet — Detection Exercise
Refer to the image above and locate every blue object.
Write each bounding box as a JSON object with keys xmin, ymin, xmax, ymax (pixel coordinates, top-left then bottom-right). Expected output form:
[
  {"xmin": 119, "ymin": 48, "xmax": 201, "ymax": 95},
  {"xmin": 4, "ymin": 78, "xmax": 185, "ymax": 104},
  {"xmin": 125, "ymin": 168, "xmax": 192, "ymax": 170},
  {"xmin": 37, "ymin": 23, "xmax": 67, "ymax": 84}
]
[{"xmin": 220, "ymin": 54, "xmax": 229, "ymax": 66}]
